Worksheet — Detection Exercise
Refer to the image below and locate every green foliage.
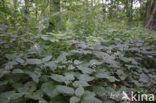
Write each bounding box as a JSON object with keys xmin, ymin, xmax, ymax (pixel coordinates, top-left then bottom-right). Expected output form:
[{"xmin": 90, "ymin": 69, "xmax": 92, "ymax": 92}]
[
  {"xmin": 0, "ymin": 0, "xmax": 156, "ymax": 103},
  {"xmin": 0, "ymin": 23, "xmax": 155, "ymax": 102}
]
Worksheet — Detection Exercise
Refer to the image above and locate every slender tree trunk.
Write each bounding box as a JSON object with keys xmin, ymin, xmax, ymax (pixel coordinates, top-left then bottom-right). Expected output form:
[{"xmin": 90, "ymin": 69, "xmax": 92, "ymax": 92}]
[
  {"xmin": 145, "ymin": 0, "xmax": 152, "ymax": 24},
  {"xmin": 145, "ymin": 0, "xmax": 156, "ymax": 29}
]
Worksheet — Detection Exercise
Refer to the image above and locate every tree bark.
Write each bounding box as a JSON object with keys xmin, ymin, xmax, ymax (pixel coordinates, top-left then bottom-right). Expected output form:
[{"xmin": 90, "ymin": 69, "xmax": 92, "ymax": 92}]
[
  {"xmin": 145, "ymin": 0, "xmax": 152, "ymax": 24},
  {"xmin": 145, "ymin": 0, "xmax": 156, "ymax": 28}
]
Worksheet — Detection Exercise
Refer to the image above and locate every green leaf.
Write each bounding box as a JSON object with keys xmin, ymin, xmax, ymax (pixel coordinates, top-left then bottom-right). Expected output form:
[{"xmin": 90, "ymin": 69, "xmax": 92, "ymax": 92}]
[
  {"xmin": 89, "ymin": 59, "xmax": 102, "ymax": 65},
  {"xmin": 41, "ymin": 81, "xmax": 58, "ymax": 99},
  {"xmin": 39, "ymin": 100, "xmax": 48, "ymax": 103},
  {"xmin": 25, "ymin": 70, "xmax": 41, "ymax": 83},
  {"xmin": 0, "ymin": 24, "xmax": 8, "ymax": 31},
  {"xmin": 56, "ymin": 85, "xmax": 74, "ymax": 95},
  {"xmin": 56, "ymin": 52, "xmax": 67, "ymax": 62},
  {"xmin": 82, "ymin": 96, "xmax": 102, "ymax": 103},
  {"xmin": 93, "ymin": 43, "xmax": 104, "ymax": 50},
  {"xmin": 0, "ymin": 81, "xmax": 8, "ymax": 86},
  {"xmin": 95, "ymin": 73, "xmax": 108, "ymax": 79},
  {"xmin": 93, "ymin": 86, "xmax": 106, "ymax": 97},
  {"xmin": 75, "ymin": 86, "xmax": 84, "ymax": 96},
  {"xmin": 70, "ymin": 96, "xmax": 80, "ymax": 103},
  {"xmin": 68, "ymin": 65, "xmax": 75, "ymax": 70},
  {"xmin": 77, "ymin": 66, "xmax": 94, "ymax": 74},
  {"xmin": 50, "ymin": 74, "xmax": 65, "ymax": 83},
  {"xmin": 12, "ymin": 69, "xmax": 24, "ymax": 74},
  {"xmin": 106, "ymin": 76, "xmax": 116, "ymax": 82},
  {"xmin": 17, "ymin": 81, "xmax": 37, "ymax": 93},
  {"xmin": 42, "ymin": 56, "xmax": 52, "ymax": 62},
  {"xmin": 27, "ymin": 90, "xmax": 43, "ymax": 100},
  {"xmin": 78, "ymin": 74, "xmax": 94, "ymax": 81},
  {"xmin": 65, "ymin": 73, "xmax": 75, "ymax": 81},
  {"xmin": 45, "ymin": 61, "xmax": 57, "ymax": 71},
  {"xmin": 74, "ymin": 60, "xmax": 81, "ymax": 65},
  {"xmin": 0, "ymin": 69, "xmax": 9, "ymax": 78},
  {"xmin": 5, "ymin": 54, "xmax": 17, "ymax": 60},
  {"xmin": 10, "ymin": 93, "xmax": 24, "ymax": 100},
  {"xmin": 116, "ymin": 70, "xmax": 126, "ymax": 80},
  {"xmin": 16, "ymin": 58, "xmax": 25, "ymax": 64},
  {"xmin": 0, "ymin": 91, "xmax": 23, "ymax": 101},
  {"xmin": 82, "ymin": 97, "xmax": 102, "ymax": 103},
  {"xmin": 73, "ymin": 81, "xmax": 90, "ymax": 87},
  {"xmin": 26, "ymin": 59, "xmax": 42, "ymax": 64},
  {"xmin": 139, "ymin": 73, "xmax": 148, "ymax": 83}
]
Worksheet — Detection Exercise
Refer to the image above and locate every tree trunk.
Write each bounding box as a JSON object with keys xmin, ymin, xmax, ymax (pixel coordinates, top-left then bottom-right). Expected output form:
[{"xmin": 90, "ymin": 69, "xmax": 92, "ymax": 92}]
[
  {"xmin": 145, "ymin": 0, "xmax": 152, "ymax": 24},
  {"xmin": 145, "ymin": 0, "xmax": 156, "ymax": 29}
]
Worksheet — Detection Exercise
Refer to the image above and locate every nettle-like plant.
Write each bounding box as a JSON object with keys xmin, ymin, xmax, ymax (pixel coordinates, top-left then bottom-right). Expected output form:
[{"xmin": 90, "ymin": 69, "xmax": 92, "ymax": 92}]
[{"xmin": 0, "ymin": 29, "xmax": 155, "ymax": 103}]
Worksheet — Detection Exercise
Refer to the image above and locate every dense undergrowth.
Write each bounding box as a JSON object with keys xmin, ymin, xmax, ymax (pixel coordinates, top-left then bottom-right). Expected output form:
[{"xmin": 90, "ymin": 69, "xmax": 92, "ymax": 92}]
[{"xmin": 0, "ymin": 22, "xmax": 156, "ymax": 103}]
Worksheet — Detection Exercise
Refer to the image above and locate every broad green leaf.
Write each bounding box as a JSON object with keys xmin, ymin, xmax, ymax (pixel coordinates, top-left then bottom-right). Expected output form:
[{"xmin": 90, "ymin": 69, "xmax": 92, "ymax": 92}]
[
  {"xmin": 116, "ymin": 70, "xmax": 124, "ymax": 76},
  {"xmin": 106, "ymin": 76, "xmax": 116, "ymax": 82},
  {"xmin": 10, "ymin": 93, "xmax": 24, "ymax": 100},
  {"xmin": 78, "ymin": 74, "xmax": 94, "ymax": 81},
  {"xmin": 116, "ymin": 70, "xmax": 126, "ymax": 80},
  {"xmin": 77, "ymin": 66, "xmax": 94, "ymax": 74},
  {"xmin": 42, "ymin": 56, "xmax": 52, "ymax": 62},
  {"xmin": 75, "ymin": 86, "xmax": 84, "ymax": 96},
  {"xmin": 56, "ymin": 85, "xmax": 74, "ymax": 95},
  {"xmin": 17, "ymin": 81, "xmax": 37, "ymax": 93},
  {"xmin": 73, "ymin": 81, "xmax": 90, "ymax": 87},
  {"xmin": 5, "ymin": 54, "xmax": 17, "ymax": 60},
  {"xmin": 70, "ymin": 96, "xmax": 80, "ymax": 103},
  {"xmin": 12, "ymin": 69, "xmax": 24, "ymax": 74},
  {"xmin": 0, "ymin": 24, "xmax": 8, "ymax": 31},
  {"xmin": 0, "ymin": 91, "xmax": 23, "ymax": 101},
  {"xmin": 95, "ymin": 73, "xmax": 108, "ymax": 79},
  {"xmin": 25, "ymin": 70, "xmax": 41, "ymax": 83},
  {"xmin": 39, "ymin": 100, "xmax": 48, "ymax": 103},
  {"xmin": 26, "ymin": 59, "xmax": 42, "ymax": 64},
  {"xmin": 45, "ymin": 61, "xmax": 57, "ymax": 71},
  {"xmin": 68, "ymin": 65, "xmax": 75, "ymax": 70},
  {"xmin": 74, "ymin": 60, "xmax": 81, "ymax": 65},
  {"xmin": 65, "ymin": 74, "xmax": 75, "ymax": 81},
  {"xmin": 27, "ymin": 90, "xmax": 43, "ymax": 100},
  {"xmin": 56, "ymin": 52, "xmax": 67, "ymax": 62},
  {"xmin": 89, "ymin": 59, "xmax": 102, "ymax": 65},
  {"xmin": 139, "ymin": 73, "xmax": 148, "ymax": 83},
  {"xmin": 82, "ymin": 96, "xmax": 102, "ymax": 103},
  {"xmin": 0, "ymin": 69, "xmax": 9, "ymax": 78},
  {"xmin": 50, "ymin": 74, "xmax": 65, "ymax": 82},
  {"xmin": 41, "ymin": 81, "xmax": 58, "ymax": 99},
  {"xmin": 16, "ymin": 58, "xmax": 25, "ymax": 64},
  {"xmin": 93, "ymin": 86, "xmax": 106, "ymax": 97},
  {"xmin": 93, "ymin": 43, "xmax": 104, "ymax": 50}
]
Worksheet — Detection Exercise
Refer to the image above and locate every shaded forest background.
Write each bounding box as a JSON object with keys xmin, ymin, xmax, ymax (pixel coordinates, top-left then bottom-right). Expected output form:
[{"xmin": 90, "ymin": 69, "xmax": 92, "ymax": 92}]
[{"xmin": 1, "ymin": 0, "xmax": 156, "ymax": 31}]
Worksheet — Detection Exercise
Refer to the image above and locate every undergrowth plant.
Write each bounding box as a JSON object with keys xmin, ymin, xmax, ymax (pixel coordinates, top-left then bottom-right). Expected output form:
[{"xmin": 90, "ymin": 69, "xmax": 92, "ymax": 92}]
[{"xmin": 0, "ymin": 23, "xmax": 155, "ymax": 103}]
